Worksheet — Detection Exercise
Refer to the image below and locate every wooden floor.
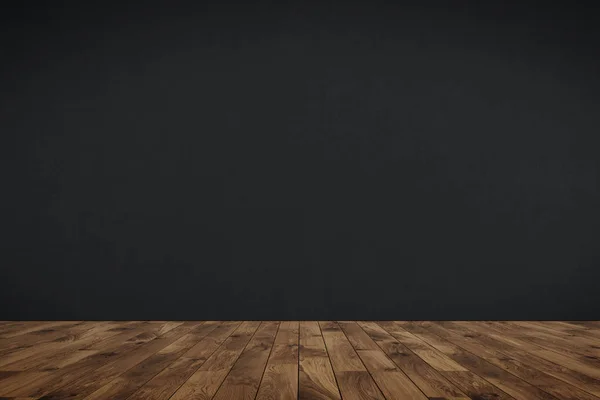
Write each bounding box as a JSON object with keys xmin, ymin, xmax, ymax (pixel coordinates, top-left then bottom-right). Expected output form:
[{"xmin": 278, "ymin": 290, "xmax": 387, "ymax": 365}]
[{"xmin": 0, "ymin": 322, "xmax": 599, "ymax": 399}]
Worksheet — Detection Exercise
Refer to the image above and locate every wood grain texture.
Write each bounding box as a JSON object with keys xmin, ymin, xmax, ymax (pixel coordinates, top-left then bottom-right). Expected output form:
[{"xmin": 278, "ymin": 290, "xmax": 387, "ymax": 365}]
[
  {"xmin": 35, "ymin": 322, "xmax": 204, "ymax": 399},
  {"xmin": 397, "ymin": 323, "xmax": 558, "ymax": 399},
  {"xmin": 213, "ymin": 322, "xmax": 279, "ymax": 400},
  {"xmin": 255, "ymin": 321, "xmax": 299, "ymax": 400},
  {"xmin": 0, "ymin": 321, "xmax": 598, "ymax": 400},
  {"xmin": 170, "ymin": 321, "xmax": 260, "ymax": 400},
  {"xmin": 84, "ymin": 321, "xmax": 230, "ymax": 400},
  {"xmin": 361, "ymin": 322, "xmax": 470, "ymax": 400},
  {"xmin": 321, "ymin": 322, "xmax": 385, "ymax": 400},
  {"xmin": 298, "ymin": 321, "xmax": 341, "ymax": 400}
]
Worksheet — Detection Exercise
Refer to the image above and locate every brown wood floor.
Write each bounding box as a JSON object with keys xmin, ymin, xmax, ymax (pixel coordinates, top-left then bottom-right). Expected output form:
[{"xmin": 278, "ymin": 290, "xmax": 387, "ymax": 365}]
[{"xmin": 0, "ymin": 321, "xmax": 599, "ymax": 399}]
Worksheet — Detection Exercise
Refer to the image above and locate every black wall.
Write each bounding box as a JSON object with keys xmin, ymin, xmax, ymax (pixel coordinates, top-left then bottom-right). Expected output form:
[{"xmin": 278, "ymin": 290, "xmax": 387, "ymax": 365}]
[{"xmin": 2, "ymin": 1, "xmax": 599, "ymax": 320}]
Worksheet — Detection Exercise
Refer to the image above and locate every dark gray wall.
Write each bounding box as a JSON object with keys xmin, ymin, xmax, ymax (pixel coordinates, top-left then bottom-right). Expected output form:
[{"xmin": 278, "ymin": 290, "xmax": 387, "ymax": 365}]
[{"xmin": 2, "ymin": 1, "xmax": 599, "ymax": 320}]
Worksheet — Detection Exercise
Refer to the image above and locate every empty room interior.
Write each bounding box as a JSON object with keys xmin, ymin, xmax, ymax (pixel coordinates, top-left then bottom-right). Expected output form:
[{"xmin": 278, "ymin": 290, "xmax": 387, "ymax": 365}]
[{"xmin": 1, "ymin": 1, "xmax": 599, "ymax": 399}]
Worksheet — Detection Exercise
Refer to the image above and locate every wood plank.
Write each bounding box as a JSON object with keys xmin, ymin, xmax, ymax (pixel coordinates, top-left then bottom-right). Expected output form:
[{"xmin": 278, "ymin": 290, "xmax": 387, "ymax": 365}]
[
  {"xmin": 0, "ymin": 371, "xmax": 19, "ymax": 383},
  {"xmin": 0, "ymin": 322, "xmax": 82, "ymax": 339},
  {"xmin": 335, "ymin": 371, "xmax": 385, "ymax": 400},
  {"xmin": 255, "ymin": 321, "xmax": 299, "ymax": 400},
  {"xmin": 0, "ymin": 372, "xmax": 53, "ymax": 397},
  {"xmin": 435, "ymin": 322, "xmax": 600, "ymax": 400},
  {"xmin": 3, "ymin": 323, "xmax": 179, "ymax": 398},
  {"xmin": 355, "ymin": 350, "xmax": 398, "ymax": 372},
  {"xmin": 368, "ymin": 371, "xmax": 428, "ymax": 400},
  {"xmin": 0, "ymin": 322, "xmax": 137, "ymax": 371},
  {"xmin": 341, "ymin": 322, "xmax": 428, "ymax": 399},
  {"xmin": 0, "ymin": 324, "xmax": 162, "ymax": 397},
  {"xmin": 320, "ymin": 322, "xmax": 384, "ymax": 400},
  {"xmin": 1, "ymin": 323, "xmax": 185, "ymax": 398},
  {"xmin": 381, "ymin": 322, "xmax": 516, "ymax": 400},
  {"xmin": 145, "ymin": 321, "xmax": 186, "ymax": 336},
  {"xmin": 398, "ymin": 323, "xmax": 559, "ymax": 400},
  {"xmin": 320, "ymin": 322, "xmax": 366, "ymax": 372},
  {"xmin": 273, "ymin": 321, "xmax": 299, "ymax": 346},
  {"xmin": 443, "ymin": 371, "xmax": 516, "ymax": 400},
  {"xmin": 254, "ymin": 364, "xmax": 298, "ymax": 400},
  {"xmin": 505, "ymin": 322, "xmax": 600, "ymax": 362},
  {"xmin": 356, "ymin": 348, "xmax": 427, "ymax": 400},
  {"xmin": 298, "ymin": 321, "xmax": 341, "ymax": 400},
  {"xmin": 85, "ymin": 321, "xmax": 231, "ymax": 400},
  {"xmin": 83, "ymin": 321, "xmax": 235, "ymax": 400},
  {"xmin": 32, "ymin": 322, "xmax": 149, "ymax": 371},
  {"xmin": 338, "ymin": 322, "xmax": 380, "ymax": 350},
  {"xmin": 358, "ymin": 322, "xmax": 469, "ymax": 400},
  {"xmin": 1, "ymin": 321, "xmax": 600, "ymax": 400},
  {"xmin": 0, "ymin": 322, "xmax": 110, "ymax": 369},
  {"xmin": 34, "ymin": 322, "xmax": 205, "ymax": 399},
  {"xmin": 299, "ymin": 321, "xmax": 328, "ymax": 359},
  {"xmin": 526, "ymin": 348, "xmax": 600, "ymax": 380},
  {"xmin": 299, "ymin": 356, "xmax": 341, "ymax": 400},
  {"xmin": 562, "ymin": 328, "xmax": 600, "ymax": 341},
  {"xmin": 379, "ymin": 322, "xmax": 468, "ymax": 372},
  {"xmin": 169, "ymin": 321, "xmax": 261, "ymax": 400},
  {"xmin": 213, "ymin": 322, "xmax": 279, "ymax": 400},
  {"xmin": 458, "ymin": 322, "xmax": 600, "ymax": 393},
  {"xmin": 126, "ymin": 321, "xmax": 250, "ymax": 400},
  {"xmin": 0, "ymin": 322, "xmax": 90, "ymax": 358}
]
